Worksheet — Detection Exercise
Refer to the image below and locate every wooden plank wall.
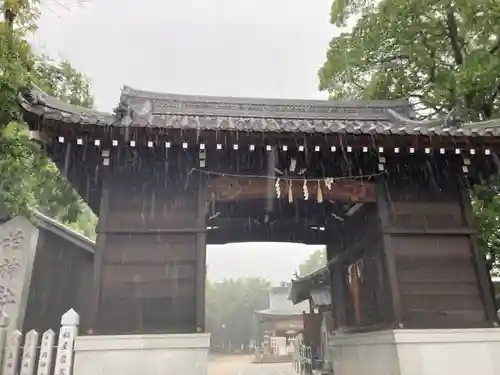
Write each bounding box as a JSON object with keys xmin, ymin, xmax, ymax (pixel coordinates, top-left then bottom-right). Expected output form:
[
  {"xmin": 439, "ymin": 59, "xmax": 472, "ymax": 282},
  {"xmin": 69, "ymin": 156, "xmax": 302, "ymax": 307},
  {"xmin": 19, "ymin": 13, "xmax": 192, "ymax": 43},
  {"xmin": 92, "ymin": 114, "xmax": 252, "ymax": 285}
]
[
  {"xmin": 23, "ymin": 228, "xmax": 94, "ymax": 334},
  {"xmin": 327, "ymin": 175, "xmax": 497, "ymax": 332},
  {"xmin": 326, "ymin": 204, "xmax": 393, "ymax": 331},
  {"xmin": 388, "ymin": 198, "xmax": 493, "ymax": 328},
  {"xmin": 91, "ymin": 149, "xmax": 206, "ymax": 334}
]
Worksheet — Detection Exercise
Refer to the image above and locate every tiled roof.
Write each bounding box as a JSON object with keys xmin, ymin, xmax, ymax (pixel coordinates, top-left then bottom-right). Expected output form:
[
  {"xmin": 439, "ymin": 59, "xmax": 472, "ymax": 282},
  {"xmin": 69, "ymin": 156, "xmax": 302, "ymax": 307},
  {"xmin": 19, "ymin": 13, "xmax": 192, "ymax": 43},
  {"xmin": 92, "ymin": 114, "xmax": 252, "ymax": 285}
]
[
  {"xmin": 19, "ymin": 85, "xmax": 500, "ymax": 136},
  {"xmin": 19, "ymin": 85, "xmax": 115, "ymax": 126},
  {"xmin": 33, "ymin": 211, "xmax": 95, "ymax": 254}
]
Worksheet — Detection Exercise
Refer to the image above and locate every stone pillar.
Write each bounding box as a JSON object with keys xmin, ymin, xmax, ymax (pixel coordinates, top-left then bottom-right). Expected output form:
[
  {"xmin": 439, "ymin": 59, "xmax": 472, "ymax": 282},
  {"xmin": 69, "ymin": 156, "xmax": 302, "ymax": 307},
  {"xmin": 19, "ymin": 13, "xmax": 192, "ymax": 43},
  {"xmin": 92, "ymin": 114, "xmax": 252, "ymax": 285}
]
[{"xmin": 0, "ymin": 217, "xmax": 39, "ymax": 330}]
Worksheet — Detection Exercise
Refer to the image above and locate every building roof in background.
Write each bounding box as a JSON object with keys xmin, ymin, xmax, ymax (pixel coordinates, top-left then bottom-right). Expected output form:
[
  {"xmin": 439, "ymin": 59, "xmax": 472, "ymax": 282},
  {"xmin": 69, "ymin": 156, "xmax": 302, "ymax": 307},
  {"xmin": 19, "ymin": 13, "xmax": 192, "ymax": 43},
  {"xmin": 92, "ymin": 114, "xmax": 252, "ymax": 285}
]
[{"xmin": 289, "ymin": 266, "xmax": 330, "ymax": 305}]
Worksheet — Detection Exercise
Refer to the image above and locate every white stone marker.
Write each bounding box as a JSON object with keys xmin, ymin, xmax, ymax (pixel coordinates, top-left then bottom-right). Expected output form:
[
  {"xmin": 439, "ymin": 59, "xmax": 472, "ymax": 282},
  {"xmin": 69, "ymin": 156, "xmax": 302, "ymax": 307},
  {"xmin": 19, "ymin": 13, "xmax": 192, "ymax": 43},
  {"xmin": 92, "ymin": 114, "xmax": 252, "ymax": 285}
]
[
  {"xmin": 36, "ymin": 329, "xmax": 55, "ymax": 375},
  {"xmin": 20, "ymin": 330, "xmax": 38, "ymax": 375},
  {"xmin": 1, "ymin": 330, "xmax": 22, "ymax": 375},
  {"xmin": 53, "ymin": 309, "xmax": 79, "ymax": 375}
]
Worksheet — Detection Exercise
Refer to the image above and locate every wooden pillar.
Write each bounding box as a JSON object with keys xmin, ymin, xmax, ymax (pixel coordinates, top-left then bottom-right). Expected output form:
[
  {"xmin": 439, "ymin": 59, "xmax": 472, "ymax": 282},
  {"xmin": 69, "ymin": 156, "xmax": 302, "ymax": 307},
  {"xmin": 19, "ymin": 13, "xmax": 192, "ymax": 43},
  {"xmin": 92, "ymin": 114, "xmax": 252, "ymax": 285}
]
[
  {"xmin": 459, "ymin": 189, "xmax": 498, "ymax": 324},
  {"xmin": 325, "ymin": 243, "xmax": 343, "ymax": 328},
  {"xmin": 90, "ymin": 148, "xmax": 207, "ymax": 335},
  {"xmin": 195, "ymin": 183, "xmax": 207, "ymax": 332},
  {"xmin": 89, "ymin": 156, "xmax": 110, "ymax": 334},
  {"xmin": 375, "ymin": 177, "xmax": 403, "ymax": 328},
  {"xmin": 378, "ymin": 163, "xmax": 498, "ymax": 329}
]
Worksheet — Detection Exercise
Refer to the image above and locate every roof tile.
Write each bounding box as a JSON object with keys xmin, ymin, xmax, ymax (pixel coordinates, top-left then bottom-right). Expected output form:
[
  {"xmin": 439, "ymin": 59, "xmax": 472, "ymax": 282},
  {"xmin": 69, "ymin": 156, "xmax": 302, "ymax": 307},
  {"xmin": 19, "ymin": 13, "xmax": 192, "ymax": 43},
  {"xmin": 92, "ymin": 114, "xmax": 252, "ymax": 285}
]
[{"xmin": 18, "ymin": 85, "xmax": 500, "ymax": 137}]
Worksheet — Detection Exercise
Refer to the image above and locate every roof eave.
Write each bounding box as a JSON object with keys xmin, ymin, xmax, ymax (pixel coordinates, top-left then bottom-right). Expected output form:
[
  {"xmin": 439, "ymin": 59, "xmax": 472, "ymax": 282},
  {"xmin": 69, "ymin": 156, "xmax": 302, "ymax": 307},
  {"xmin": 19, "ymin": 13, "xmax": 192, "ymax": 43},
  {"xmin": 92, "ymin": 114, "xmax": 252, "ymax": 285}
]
[
  {"xmin": 33, "ymin": 211, "xmax": 95, "ymax": 254},
  {"xmin": 18, "ymin": 85, "xmax": 116, "ymax": 126}
]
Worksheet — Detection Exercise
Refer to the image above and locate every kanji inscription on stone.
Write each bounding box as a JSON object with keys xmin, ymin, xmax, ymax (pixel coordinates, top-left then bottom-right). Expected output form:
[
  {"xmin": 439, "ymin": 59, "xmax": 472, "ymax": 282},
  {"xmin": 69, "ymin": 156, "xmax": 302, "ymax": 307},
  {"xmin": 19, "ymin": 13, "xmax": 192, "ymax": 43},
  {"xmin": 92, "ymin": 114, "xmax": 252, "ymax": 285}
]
[
  {"xmin": 0, "ymin": 228, "xmax": 24, "ymax": 311},
  {"xmin": 36, "ymin": 329, "xmax": 55, "ymax": 375},
  {"xmin": 0, "ymin": 230, "xmax": 24, "ymax": 252}
]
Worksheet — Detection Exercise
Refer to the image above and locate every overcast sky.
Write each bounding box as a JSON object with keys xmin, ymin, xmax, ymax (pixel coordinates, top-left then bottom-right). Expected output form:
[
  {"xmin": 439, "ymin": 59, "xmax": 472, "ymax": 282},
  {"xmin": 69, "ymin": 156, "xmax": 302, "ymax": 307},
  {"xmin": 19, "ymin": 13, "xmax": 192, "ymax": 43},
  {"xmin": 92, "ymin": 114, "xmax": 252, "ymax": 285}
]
[
  {"xmin": 32, "ymin": 0, "xmax": 336, "ymax": 282},
  {"xmin": 33, "ymin": 0, "xmax": 337, "ymax": 112}
]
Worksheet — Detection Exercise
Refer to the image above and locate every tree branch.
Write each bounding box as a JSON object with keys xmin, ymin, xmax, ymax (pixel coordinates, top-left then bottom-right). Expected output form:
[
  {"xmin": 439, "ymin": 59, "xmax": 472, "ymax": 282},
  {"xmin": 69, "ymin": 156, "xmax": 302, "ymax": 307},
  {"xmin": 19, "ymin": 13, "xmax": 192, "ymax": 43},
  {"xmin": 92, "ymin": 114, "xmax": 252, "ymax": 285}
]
[
  {"xmin": 445, "ymin": 7, "xmax": 463, "ymax": 65},
  {"xmin": 374, "ymin": 54, "xmax": 409, "ymax": 65}
]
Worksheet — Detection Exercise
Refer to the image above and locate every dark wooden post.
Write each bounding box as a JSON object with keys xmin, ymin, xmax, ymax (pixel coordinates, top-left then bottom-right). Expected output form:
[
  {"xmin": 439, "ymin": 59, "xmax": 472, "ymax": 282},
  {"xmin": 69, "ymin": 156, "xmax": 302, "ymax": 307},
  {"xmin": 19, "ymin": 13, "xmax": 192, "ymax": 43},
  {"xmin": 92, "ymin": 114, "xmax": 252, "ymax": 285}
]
[
  {"xmin": 195, "ymin": 181, "xmax": 207, "ymax": 332},
  {"xmin": 89, "ymin": 154, "xmax": 110, "ymax": 334},
  {"xmin": 374, "ymin": 156, "xmax": 498, "ymax": 330},
  {"xmin": 459, "ymin": 189, "xmax": 499, "ymax": 324},
  {"xmin": 375, "ymin": 177, "xmax": 403, "ymax": 328},
  {"xmin": 89, "ymin": 148, "xmax": 206, "ymax": 335}
]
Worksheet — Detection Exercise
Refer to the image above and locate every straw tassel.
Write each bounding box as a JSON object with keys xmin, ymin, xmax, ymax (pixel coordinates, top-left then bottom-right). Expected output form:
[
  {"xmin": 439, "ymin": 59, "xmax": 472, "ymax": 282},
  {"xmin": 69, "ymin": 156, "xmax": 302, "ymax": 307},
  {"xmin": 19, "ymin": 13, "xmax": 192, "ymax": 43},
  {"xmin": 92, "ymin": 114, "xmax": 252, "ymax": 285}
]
[
  {"xmin": 303, "ymin": 180, "xmax": 309, "ymax": 200},
  {"xmin": 275, "ymin": 178, "xmax": 281, "ymax": 198},
  {"xmin": 316, "ymin": 181, "xmax": 323, "ymax": 203},
  {"xmin": 325, "ymin": 178, "xmax": 333, "ymax": 191},
  {"xmin": 288, "ymin": 181, "xmax": 293, "ymax": 203}
]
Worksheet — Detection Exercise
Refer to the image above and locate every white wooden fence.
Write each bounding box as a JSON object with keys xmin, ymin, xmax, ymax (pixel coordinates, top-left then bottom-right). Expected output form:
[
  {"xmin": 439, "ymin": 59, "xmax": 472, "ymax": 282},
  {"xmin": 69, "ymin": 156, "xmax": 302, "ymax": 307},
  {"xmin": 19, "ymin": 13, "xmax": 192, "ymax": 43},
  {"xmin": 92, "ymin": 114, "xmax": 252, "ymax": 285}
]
[{"xmin": 0, "ymin": 309, "xmax": 79, "ymax": 375}]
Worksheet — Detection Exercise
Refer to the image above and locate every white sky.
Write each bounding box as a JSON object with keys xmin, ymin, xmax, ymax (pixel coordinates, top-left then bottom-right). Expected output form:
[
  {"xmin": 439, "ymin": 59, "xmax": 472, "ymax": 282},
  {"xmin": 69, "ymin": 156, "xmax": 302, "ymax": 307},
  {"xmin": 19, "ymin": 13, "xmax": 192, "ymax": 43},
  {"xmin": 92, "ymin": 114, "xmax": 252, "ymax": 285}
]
[
  {"xmin": 32, "ymin": 0, "xmax": 337, "ymax": 282},
  {"xmin": 33, "ymin": 0, "xmax": 338, "ymax": 112}
]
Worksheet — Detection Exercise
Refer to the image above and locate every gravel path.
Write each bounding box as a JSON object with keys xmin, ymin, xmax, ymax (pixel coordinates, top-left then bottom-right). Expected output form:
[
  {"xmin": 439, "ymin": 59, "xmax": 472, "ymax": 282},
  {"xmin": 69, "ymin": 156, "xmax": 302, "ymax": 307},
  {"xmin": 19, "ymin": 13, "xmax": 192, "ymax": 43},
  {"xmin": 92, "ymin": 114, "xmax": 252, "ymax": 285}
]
[{"xmin": 208, "ymin": 354, "xmax": 295, "ymax": 375}]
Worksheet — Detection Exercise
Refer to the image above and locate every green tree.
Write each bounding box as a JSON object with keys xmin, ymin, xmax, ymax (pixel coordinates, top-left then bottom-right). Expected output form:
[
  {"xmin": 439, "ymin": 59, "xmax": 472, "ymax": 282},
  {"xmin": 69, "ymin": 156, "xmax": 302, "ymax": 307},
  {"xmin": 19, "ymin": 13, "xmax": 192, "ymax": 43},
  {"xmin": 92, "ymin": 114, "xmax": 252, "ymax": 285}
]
[
  {"xmin": 206, "ymin": 278, "xmax": 270, "ymax": 351},
  {"xmin": 319, "ymin": 0, "xmax": 500, "ymax": 273},
  {"xmin": 319, "ymin": 0, "xmax": 500, "ymax": 120},
  {"xmin": 0, "ymin": 0, "xmax": 97, "ymax": 238},
  {"xmin": 36, "ymin": 58, "xmax": 94, "ymax": 109},
  {"xmin": 298, "ymin": 249, "xmax": 326, "ymax": 276},
  {"xmin": 0, "ymin": 0, "xmax": 40, "ymax": 133},
  {"xmin": 472, "ymin": 178, "xmax": 500, "ymax": 276}
]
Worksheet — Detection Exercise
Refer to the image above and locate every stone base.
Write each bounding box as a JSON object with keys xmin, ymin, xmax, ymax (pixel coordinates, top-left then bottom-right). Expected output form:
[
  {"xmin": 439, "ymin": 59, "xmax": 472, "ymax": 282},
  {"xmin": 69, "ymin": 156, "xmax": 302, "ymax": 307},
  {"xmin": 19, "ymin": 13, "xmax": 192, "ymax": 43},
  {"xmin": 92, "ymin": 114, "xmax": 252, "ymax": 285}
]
[
  {"xmin": 330, "ymin": 328, "xmax": 500, "ymax": 375},
  {"xmin": 73, "ymin": 333, "xmax": 210, "ymax": 375}
]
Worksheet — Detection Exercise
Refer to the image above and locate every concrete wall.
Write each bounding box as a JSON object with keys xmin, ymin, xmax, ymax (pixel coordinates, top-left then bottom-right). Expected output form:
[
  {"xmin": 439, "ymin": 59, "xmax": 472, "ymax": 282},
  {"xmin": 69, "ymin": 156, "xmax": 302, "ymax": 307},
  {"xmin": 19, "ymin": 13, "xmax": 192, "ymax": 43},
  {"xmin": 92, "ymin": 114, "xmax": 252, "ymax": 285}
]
[
  {"xmin": 330, "ymin": 328, "xmax": 500, "ymax": 375},
  {"xmin": 73, "ymin": 333, "xmax": 210, "ymax": 375}
]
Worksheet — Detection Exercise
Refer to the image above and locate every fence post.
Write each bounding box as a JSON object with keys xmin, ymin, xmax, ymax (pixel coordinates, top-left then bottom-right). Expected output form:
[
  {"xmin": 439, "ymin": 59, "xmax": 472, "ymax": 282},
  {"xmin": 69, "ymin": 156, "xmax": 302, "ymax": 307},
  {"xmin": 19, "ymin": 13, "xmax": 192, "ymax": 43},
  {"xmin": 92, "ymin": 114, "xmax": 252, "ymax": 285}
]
[
  {"xmin": 53, "ymin": 309, "xmax": 79, "ymax": 375},
  {"xmin": 1, "ymin": 330, "xmax": 22, "ymax": 375},
  {"xmin": 0, "ymin": 312, "xmax": 10, "ymax": 371},
  {"xmin": 20, "ymin": 330, "xmax": 38, "ymax": 375},
  {"xmin": 36, "ymin": 329, "xmax": 55, "ymax": 375}
]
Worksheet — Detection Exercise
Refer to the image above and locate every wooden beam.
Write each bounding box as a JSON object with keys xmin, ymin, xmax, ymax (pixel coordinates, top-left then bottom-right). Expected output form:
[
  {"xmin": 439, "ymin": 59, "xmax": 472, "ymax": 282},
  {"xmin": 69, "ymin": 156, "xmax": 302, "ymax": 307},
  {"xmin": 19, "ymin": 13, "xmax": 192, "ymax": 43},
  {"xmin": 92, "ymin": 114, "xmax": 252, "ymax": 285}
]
[
  {"xmin": 206, "ymin": 225, "xmax": 326, "ymax": 245},
  {"xmin": 206, "ymin": 177, "xmax": 376, "ymax": 203},
  {"xmin": 207, "ymin": 217, "xmax": 334, "ymax": 228}
]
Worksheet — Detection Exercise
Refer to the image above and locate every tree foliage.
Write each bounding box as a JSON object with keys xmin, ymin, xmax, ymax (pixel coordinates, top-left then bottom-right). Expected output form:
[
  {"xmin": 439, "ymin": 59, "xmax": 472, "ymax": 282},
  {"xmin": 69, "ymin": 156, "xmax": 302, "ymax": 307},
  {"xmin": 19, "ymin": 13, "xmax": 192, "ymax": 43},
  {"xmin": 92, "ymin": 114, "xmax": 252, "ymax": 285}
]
[
  {"xmin": 298, "ymin": 249, "xmax": 326, "ymax": 277},
  {"xmin": 206, "ymin": 278, "xmax": 270, "ymax": 351},
  {"xmin": 472, "ymin": 178, "xmax": 500, "ymax": 276},
  {"xmin": 0, "ymin": 0, "xmax": 97, "ymax": 238},
  {"xmin": 36, "ymin": 58, "xmax": 94, "ymax": 109},
  {"xmin": 319, "ymin": 0, "xmax": 500, "ymax": 272},
  {"xmin": 320, "ymin": 0, "xmax": 500, "ymax": 120}
]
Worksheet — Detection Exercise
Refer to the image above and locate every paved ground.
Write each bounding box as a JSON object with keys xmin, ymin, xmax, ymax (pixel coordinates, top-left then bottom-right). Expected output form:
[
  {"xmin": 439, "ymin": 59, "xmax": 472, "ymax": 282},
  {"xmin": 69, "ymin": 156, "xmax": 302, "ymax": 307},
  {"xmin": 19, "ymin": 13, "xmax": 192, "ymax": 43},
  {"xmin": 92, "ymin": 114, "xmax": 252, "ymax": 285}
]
[{"xmin": 207, "ymin": 354, "xmax": 295, "ymax": 375}]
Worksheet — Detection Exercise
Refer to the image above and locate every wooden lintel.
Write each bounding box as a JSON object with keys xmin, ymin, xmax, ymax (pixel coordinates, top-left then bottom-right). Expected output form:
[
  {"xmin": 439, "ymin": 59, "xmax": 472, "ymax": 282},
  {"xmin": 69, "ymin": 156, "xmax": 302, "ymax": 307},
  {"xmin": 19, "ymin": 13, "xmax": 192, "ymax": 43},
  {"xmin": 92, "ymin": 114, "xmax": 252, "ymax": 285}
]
[
  {"xmin": 382, "ymin": 227, "xmax": 478, "ymax": 235},
  {"xmin": 205, "ymin": 177, "xmax": 376, "ymax": 203},
  {"xmin": 206, "ymin": 225, "xmax": 326, "ymax": 245},
  {"xmin": 207, "ymin": 217, "xmax": 330, "ymax": 228}
]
